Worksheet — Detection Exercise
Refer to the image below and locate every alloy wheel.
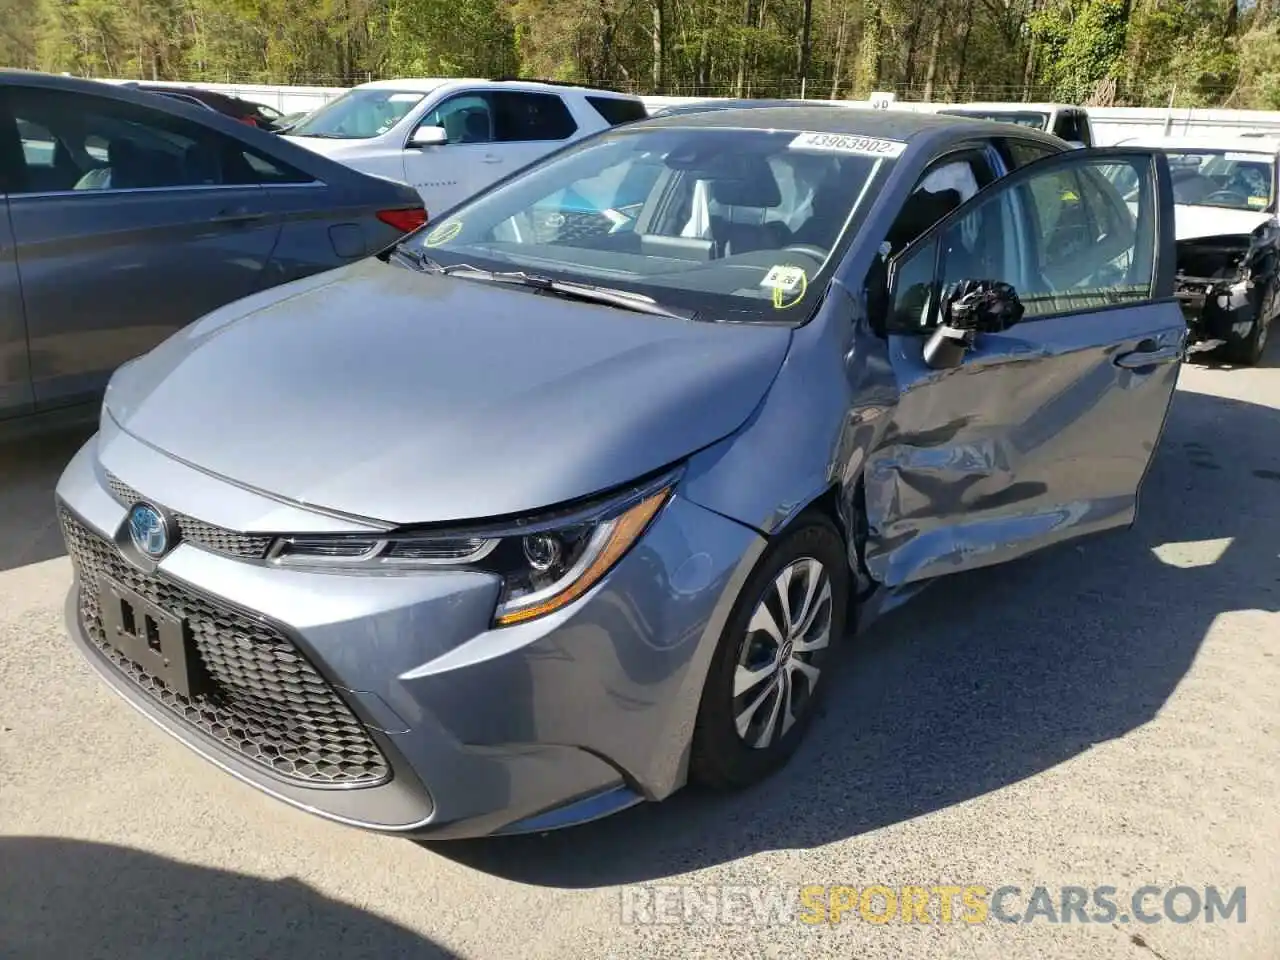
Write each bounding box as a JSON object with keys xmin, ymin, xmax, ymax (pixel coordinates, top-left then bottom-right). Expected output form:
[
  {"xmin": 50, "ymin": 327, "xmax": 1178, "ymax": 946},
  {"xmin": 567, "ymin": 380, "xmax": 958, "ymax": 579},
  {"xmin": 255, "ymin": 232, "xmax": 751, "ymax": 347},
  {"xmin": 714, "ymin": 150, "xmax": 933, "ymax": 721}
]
[{"xmin": 733, "ymin": 557, "xmax": 833, "ymax": 749}]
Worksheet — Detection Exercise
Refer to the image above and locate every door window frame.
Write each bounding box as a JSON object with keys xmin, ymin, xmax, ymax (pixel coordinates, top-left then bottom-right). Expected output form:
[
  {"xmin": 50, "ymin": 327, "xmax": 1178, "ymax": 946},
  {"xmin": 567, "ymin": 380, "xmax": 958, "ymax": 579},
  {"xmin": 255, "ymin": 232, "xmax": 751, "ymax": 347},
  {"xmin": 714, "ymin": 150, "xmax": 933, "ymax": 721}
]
[
  {"xmin": 0, "ymin": 86, "xmax": 279, "ymax": 198},
  {"xmin": 885, "ymin": 147, "xmax": 1177, "ymax": 333}
]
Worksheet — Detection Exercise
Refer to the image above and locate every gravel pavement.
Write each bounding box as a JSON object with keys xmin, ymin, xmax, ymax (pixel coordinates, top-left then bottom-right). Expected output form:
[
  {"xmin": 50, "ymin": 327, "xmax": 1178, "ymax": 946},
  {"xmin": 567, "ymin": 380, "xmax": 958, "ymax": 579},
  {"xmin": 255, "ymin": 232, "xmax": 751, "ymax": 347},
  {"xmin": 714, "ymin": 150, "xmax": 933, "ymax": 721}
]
[{"xmin": 1, "ymin": 356, "xmax": 1277, "ymax": 960}]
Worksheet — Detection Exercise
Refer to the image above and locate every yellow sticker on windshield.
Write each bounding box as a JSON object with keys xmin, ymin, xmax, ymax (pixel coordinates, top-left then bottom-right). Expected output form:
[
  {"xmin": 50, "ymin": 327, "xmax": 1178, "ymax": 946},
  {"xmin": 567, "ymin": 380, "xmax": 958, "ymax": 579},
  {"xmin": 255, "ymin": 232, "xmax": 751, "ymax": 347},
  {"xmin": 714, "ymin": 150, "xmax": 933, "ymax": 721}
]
[
  {"xmin": 1249, "ymin": 196, "xmax": 1268, "ymax": 207},
  {"xmin": 1061, "ymin": 190, "xmax": 1079, "ymax": 201},
  {"xmin": 424, "ymin": 220, "xmax": 462, "ymax": 247}
]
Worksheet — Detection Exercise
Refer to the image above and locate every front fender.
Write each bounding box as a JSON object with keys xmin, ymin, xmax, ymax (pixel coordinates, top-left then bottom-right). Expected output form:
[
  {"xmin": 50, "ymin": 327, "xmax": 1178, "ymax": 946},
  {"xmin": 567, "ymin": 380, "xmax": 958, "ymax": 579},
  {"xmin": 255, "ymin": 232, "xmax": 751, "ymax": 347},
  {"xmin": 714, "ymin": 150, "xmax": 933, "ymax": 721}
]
[{"xmin": 679, "ymin": 284, "xmax": 900, "ymax": 543}]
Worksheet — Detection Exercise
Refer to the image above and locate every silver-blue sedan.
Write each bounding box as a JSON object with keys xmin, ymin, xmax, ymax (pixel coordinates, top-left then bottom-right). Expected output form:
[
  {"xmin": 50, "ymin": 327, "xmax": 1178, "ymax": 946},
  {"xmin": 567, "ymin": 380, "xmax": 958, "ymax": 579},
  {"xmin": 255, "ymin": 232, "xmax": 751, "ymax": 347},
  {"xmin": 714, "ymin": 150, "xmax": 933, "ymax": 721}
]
[{"xmin": 56, "ymin": 106, "xmax": 1185, "ymax": 839}]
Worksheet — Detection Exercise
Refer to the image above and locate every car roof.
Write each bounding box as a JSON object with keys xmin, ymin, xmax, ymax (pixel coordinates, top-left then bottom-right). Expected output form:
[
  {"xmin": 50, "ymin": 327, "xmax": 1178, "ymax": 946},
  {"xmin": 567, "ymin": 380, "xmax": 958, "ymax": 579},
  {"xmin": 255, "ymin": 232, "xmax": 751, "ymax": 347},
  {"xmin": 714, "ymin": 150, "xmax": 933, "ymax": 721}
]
[
  {"xmin": 639, "ymin": 103, "xmax": 1064, "ymax": 145},
  {"xmin": 351, "ymin": 77, "xmax": 636, "ymax": 98},
  {"xmin": 940, "ymin": 102, "xmax": 1081, "ymax": 113},
  {"xmin": 1114, "ymin": 133, "xmax": 1280, "ymax": 155},
  {"xmin": 653, "ymin": 97, "xmax": 845, "ymax": 113}
]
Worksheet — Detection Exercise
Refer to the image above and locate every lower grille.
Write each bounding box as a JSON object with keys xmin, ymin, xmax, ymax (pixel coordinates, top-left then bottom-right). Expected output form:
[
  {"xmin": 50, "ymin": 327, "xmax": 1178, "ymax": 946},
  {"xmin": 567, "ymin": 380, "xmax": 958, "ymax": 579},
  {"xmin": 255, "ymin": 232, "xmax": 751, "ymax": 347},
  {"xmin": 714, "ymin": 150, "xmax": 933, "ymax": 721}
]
[
  {"xmin": 60, "ymin": 507, "xmax": 390, "ymax": 787},
  {"xmin": 105, "ymin": 472, "xmax": 273, "ymax": 561}
]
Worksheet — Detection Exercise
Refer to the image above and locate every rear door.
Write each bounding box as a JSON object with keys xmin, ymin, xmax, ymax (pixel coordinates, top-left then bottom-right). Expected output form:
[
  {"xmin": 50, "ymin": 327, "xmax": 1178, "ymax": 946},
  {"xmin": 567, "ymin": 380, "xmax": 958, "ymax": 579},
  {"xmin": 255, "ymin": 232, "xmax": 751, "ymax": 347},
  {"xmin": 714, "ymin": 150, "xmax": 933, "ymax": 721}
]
[
  {"xmin": 864, "ymin": 148, "xmax": 1183, "ymax": 587},
  {"xmin": 4, "ymin": 85, "xmax": 280, "ymax": 411}
]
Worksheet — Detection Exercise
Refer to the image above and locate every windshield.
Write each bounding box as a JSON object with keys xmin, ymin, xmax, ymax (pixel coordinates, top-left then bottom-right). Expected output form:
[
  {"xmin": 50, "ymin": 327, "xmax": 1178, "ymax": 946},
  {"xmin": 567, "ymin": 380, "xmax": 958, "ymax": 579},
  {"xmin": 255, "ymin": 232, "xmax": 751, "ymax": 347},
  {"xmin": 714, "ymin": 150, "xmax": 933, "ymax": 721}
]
[
  {"xmin": 289, "ymin": 89, "xmax": 428, "ymax": 139},
  {"xmin": 940, "ymin": 109, "xmax": 1049, "ymax": 130},
  {"xmin": 1160, "ymin": 149, "xmax": 1275, "ymax": 211},
  {"xmin": 403, "ymin": 126, "xmax": 894, "ymax": 323}
]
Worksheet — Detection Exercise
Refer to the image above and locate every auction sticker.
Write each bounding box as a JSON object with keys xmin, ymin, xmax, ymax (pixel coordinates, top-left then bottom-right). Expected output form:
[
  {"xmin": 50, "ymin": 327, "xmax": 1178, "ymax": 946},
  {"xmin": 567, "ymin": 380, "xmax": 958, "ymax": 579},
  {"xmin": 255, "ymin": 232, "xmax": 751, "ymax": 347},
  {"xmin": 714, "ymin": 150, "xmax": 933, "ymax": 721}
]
[
  {"xmin": 789, "ymin": 132, "xmax": 907, "ymax": 158},
  {"xmin": 424, "ymin": 219, "xmax": 462, "ymax": 247},
  {"xmin": 760, "ymin": 264, "xmax": 807, "ymax": 294}
]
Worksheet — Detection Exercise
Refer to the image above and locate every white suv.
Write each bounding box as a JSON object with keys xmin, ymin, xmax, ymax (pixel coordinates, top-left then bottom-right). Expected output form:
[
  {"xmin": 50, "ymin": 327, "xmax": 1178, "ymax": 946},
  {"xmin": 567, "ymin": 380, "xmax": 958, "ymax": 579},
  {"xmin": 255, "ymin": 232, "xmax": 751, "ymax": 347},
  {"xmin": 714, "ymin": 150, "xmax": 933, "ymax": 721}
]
[{"xmin": 283, "ymin": 78, "xmax": 648, "ymax": 214}]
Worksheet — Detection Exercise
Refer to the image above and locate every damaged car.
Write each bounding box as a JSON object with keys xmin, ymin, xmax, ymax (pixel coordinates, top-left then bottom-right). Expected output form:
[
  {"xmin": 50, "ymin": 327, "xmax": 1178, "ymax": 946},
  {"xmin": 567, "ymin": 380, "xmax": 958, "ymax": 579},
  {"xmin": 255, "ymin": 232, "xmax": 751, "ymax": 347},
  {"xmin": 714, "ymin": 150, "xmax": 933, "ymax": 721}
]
[
  {"xmin": 57, "ymin": 109, "xmax": 1184, "ymax": 839},
  {"xmin": 1115, "ymin": 134, "xmax": 1279, "ymax": 364}
]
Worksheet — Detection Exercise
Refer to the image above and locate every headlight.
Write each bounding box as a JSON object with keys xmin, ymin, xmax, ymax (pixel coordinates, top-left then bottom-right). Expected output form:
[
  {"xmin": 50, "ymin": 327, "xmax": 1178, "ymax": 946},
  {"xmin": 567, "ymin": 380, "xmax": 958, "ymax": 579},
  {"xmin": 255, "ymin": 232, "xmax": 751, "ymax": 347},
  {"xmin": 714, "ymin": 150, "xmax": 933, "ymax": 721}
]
[{"xmin": 268, "ymin": 471, "xmax": 678, "ymax": 626}]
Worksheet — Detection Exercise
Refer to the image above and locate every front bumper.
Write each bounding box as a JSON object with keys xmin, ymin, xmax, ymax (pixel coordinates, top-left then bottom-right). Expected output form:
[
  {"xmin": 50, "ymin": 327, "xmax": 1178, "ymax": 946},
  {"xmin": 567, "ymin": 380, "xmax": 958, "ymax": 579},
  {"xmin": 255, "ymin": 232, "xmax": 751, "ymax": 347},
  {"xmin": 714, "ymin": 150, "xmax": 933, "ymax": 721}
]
[
  {"xmin": 1176, "ymin": 275, "xmax": 1260, "ymax": 352},
  {"xmin": 56, "ymin": 428, "xmax": 766, "ymax": 838}
]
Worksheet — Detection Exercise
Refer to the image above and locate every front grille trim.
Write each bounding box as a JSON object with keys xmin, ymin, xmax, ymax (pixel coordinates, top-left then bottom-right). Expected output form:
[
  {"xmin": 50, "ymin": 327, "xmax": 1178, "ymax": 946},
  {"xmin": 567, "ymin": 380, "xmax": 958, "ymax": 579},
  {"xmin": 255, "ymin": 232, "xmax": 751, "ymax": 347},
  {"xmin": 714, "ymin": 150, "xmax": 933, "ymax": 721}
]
[
  {"xmin": 61, "ymin": 505, "xmax": 392, "ymax": 789},
  {"xmin": 104, "ymin": 471, "xmax": 273, "ymax": 561}
]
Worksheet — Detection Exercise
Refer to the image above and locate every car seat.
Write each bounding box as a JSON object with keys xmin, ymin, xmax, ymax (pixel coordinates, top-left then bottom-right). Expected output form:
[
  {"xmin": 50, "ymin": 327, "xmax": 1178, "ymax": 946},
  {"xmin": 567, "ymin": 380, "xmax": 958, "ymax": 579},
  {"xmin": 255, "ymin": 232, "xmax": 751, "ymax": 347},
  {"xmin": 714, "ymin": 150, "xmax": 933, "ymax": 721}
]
[
  {"xmin": 460, "ymin": 111, "xmax": 491, "ymax": 144},
  {"xmin": 706, "ymin": 158, "xmax": 787, "ymax": 256}
]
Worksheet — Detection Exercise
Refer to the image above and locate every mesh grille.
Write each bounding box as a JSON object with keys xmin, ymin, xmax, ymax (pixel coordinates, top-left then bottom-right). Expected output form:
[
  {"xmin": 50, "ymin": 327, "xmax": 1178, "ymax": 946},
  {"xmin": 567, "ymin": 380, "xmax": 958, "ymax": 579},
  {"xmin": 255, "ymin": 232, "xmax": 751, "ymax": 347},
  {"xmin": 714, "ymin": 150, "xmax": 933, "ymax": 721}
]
[
  {"xmin": 105, "ymin": 472, "xmax": 273, "ymax": 560},
  {"xmin": 534, "ymin": 210, "xmax": 616, "ymax": 244},
  {"xmin": 61, "ymin": 507, "xmax": 390, "ymax": 787}
]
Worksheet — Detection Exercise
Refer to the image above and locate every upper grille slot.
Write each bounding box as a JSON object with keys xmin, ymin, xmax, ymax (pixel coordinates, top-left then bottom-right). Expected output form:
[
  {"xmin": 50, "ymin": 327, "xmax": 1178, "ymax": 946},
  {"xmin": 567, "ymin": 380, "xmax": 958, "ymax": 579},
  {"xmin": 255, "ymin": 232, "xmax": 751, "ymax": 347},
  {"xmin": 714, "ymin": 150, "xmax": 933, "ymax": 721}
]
[{"xmin": 104, "ymin": 471, "xmax": 273, "ymax": 561}]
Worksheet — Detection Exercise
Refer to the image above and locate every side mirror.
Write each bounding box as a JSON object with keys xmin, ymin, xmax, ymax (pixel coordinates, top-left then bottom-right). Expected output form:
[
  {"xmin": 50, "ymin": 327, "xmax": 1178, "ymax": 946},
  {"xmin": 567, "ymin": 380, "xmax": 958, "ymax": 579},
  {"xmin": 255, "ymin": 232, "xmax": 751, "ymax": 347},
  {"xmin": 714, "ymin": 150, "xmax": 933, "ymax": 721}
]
[
  {"xmin": 409, "ymin": 125, "xmax": 448, "ymax": 148},
  {"xmin": 922, "ymin": 279, "xmax": 1024, "ymax": 370}
]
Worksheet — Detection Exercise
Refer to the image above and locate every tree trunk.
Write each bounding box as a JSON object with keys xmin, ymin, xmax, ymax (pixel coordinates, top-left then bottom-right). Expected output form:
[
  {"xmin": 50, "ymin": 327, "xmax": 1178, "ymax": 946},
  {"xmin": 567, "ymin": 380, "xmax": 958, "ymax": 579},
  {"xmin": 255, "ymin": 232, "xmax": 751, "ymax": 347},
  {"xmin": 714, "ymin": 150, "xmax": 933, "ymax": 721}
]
[
  {"xmin": 735, "ymin": 0, "xmax": 754, "ymax": 96},
  {"xmin": 903, "ymin": 13, "xmax": 924, "ymax": 92},
  {"xmin": 797, "ymin": 0, "xmax": 813, "ymax": 93},
  {"xmin": 829, "ymin": 0, "xmax": 849, "ymax": 98},
  {"xmin": 952, "ymin": 0, "xmax": 974, "ymax": 98},
  {"xmin": 651, "ymin": 0, "xmax": 664, "ymax": 93},
  {"xmin": 922, "ymin": 8, "xmax": 943, "ymax": 101}
]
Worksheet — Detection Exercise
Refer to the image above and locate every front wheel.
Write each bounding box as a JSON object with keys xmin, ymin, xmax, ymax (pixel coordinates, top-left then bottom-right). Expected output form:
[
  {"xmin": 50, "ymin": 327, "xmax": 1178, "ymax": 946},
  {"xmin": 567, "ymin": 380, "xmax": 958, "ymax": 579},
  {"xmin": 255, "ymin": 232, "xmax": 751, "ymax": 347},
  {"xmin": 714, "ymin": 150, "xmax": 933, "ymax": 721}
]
[
  {"xmin": 1222, "ymin": 311, "xmax": 1270, "ymax": 365},
  {"xmin": 689, "ymin": 517, "xmax": 850, "ymax": 790}
]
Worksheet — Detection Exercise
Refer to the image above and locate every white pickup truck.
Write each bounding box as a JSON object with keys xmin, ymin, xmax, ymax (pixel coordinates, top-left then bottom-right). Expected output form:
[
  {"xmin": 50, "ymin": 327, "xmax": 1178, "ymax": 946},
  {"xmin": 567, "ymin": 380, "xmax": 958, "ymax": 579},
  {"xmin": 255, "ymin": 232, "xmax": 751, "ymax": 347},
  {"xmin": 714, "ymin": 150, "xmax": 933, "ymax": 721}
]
[{"xmin": 935, "ymin": 102, "xmax": 1095, "ymax": 148}]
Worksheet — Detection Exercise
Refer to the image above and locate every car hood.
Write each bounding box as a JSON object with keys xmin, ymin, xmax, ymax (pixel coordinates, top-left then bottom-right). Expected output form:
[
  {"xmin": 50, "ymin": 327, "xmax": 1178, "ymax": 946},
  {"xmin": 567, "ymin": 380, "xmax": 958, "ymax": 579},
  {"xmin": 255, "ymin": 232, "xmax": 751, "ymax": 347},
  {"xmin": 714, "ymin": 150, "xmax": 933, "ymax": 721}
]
[
  {"xmin": 104, "ymin": 259, "xmax": 792, "ymax": 526},
  {"xmin": 1173, "ymin": 204, "xmax": 1272, "ymax": 241},
  {"xmin": 280, "ymin": 134, "xmax": 376, "ymax": 159}
]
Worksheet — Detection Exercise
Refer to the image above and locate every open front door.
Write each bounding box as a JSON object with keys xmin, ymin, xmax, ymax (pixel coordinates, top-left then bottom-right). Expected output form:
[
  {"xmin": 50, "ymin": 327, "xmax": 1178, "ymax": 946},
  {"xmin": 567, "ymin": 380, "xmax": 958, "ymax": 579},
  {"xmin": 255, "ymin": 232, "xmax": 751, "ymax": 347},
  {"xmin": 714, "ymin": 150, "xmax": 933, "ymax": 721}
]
[{"xmin": 863, "ymin": 148, "xmax": 1184, "ymax": 588}]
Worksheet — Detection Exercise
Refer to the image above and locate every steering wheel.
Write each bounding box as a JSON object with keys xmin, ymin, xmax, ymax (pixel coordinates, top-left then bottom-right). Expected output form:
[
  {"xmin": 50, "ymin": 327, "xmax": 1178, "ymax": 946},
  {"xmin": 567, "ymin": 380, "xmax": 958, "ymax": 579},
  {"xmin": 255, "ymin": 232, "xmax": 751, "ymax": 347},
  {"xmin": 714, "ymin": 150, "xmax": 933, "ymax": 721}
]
[
  {"xmin": 782, "ymin": 244, "xmax": 828, "ymax": 261},
  {"xmin": 1205, "ymin": 189, "xmax": 1249, "ymax": 205}
]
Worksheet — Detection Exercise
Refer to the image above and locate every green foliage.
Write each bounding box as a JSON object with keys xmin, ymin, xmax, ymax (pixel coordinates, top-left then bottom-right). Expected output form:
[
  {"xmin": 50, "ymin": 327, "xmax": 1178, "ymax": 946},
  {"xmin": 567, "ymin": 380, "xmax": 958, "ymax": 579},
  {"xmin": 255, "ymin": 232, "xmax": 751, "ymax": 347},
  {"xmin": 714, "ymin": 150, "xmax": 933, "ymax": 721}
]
[{"xmin": 6, "ymin": 0, "xmax": 1280, "ymax": 108}]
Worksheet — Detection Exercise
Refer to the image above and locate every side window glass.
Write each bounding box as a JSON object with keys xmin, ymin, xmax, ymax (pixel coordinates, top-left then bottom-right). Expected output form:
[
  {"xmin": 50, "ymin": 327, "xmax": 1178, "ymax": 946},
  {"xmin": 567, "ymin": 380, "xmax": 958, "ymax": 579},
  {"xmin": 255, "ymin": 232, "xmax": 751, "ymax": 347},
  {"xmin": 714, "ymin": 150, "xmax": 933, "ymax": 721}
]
[
  {"xmin": 239, "ymin": 149, "xmax": 315, "ymax": 184},
  {"xmin": 492, "ymin": 92, "xmax": 578, "ymax": 142},
  {"xmin": 9, "ymin": 89, "xmax": 225, "ymax": 194},
  {"xmin": 17, "ymin": 119, "xmax": 57, "ymax": 169},
  {"xmin": 1005, "ymin": 140, "xmax": 1058, "ymax": 169},
  {"xmin": 420, "ymin": 95, "xmax": 494, "ymax": 145},
  {"xmin": 888, "ymin": 236, "xmax": 940, "ymax": 331},
  {"xmin": 930, "ymin": 156, "xmax": 1156, "ymax": 320}
]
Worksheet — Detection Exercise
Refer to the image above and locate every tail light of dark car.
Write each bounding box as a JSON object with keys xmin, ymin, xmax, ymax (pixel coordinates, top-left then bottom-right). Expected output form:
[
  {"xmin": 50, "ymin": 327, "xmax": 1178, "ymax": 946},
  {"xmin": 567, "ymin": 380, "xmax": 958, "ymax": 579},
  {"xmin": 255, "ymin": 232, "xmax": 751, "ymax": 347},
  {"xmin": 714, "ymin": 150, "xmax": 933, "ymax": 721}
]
[{"xmin": 377, "ymin": 207, "xmax": 429, "ymax": 233}]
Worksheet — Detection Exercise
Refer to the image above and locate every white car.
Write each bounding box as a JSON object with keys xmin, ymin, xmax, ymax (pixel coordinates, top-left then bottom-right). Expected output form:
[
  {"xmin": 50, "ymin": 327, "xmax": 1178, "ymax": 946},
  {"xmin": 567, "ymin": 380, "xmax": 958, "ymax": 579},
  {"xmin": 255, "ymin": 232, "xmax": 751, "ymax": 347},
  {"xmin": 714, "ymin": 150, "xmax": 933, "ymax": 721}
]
[
  {"xmin": 935, "ymin": 102, "xmax": 1095, "ymax": 148},
  {"xmin": 1113, "ymin": 133, "xmax": 1280, "ymax": 363},
  {"xmin": 282, "ymin": 78, "xmax": 648, "ymax": 214}
]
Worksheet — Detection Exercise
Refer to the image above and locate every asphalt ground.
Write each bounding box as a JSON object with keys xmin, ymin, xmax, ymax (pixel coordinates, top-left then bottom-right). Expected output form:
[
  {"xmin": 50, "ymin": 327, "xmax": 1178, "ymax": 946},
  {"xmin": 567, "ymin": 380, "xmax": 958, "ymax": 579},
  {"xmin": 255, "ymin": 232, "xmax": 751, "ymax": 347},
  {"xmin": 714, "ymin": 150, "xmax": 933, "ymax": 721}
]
[{"xmin": 1, "ymin": 352, "xmax": 1277, "ymax": 960}]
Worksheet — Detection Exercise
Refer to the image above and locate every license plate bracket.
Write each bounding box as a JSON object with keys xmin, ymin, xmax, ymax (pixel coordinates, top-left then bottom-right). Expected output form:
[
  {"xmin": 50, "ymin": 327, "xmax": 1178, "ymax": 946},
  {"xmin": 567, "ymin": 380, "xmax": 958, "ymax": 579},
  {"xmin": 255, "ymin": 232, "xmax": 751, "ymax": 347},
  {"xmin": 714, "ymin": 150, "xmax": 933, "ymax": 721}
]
[{"xmin": 98, "ymin": 577, "xmax": 203, "ymax": 699}]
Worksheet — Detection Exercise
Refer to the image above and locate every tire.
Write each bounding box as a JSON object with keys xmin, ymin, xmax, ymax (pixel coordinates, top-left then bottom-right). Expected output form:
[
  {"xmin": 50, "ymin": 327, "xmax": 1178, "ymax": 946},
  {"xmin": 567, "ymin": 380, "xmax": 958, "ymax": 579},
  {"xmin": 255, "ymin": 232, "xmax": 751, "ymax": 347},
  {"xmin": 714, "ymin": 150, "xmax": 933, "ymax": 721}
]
[
  {"xmin": 1221, "ymin": 312, "xmax": 1269, "ymax": 366},
  {"xmin": 689, "ymin": 515, "xmax": 850, "ymax": 790}
]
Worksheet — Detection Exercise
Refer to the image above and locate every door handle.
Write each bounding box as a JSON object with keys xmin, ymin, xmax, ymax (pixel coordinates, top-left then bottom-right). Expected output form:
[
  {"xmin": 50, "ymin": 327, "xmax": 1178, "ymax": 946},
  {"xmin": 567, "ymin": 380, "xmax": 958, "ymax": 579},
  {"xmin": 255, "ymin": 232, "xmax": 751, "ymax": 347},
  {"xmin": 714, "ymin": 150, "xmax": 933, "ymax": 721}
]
[
  {"xmin": 481, "ymin": 154, "xmax": 503, "ymax": 164},
  {"xmin": 1114, "ymin": 340, "xmax": 1182, "ymax": 370},
  {"xmin": 210, "ymin": 207, "xmax": 267, "ymax": 224}
]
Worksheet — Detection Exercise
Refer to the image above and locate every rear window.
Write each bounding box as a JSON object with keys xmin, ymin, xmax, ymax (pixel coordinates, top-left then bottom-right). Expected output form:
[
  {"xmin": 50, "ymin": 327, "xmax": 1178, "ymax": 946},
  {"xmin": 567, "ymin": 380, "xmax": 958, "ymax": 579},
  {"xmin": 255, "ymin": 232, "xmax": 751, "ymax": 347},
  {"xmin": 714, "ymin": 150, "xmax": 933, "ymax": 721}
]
[{"xmin": 587, "ymin": 96, "xmax": 649, "ymax": 126}]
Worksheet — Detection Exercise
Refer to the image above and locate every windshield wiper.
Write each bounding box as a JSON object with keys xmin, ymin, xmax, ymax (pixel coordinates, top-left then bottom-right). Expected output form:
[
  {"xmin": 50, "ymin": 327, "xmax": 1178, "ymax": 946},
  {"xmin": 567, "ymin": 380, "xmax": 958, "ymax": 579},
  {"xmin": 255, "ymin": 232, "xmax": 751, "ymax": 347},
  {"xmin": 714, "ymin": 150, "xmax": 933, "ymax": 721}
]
[
  {"xmin": 388, "ymin": 246, "xmax": 442, "ymax": 273},
  {"xmin": 434, "ymin": 266, "xmax": 696, "ymax": 320}
]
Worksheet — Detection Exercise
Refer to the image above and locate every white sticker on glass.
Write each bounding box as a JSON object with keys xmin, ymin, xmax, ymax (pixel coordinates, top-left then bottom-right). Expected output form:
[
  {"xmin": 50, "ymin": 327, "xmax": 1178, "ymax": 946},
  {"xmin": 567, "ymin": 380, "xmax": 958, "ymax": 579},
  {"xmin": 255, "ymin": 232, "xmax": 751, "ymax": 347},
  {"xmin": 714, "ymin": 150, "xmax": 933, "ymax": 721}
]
[{"xmin": 788, "ymin": 132, "xmax": 908, "ymax": 158}]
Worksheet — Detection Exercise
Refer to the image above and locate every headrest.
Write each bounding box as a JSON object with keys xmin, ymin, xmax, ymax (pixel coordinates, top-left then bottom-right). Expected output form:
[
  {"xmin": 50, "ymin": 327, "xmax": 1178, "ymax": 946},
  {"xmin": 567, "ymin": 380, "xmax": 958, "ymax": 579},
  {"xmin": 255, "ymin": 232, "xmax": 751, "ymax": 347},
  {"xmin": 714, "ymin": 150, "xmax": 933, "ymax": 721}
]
[{"xmin": 709, "ymin": 157, "xmax": 782, "ymax": 208}]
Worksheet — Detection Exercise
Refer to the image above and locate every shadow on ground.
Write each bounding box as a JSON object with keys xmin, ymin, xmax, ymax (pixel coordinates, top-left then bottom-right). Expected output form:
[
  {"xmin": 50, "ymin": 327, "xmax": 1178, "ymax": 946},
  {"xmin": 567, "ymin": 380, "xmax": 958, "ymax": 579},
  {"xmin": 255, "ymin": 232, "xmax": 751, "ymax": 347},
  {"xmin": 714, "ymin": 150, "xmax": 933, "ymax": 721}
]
[
  {"xmin": 0, "ymin": 425, "xmax": 93, "ymax": 572},
  {"xmin": 429, "ymin": 384, "xmax": 1280, "ymax": 887},
  {"xmin": 0, "ymin": 837, "xmax": 458, "ymax": 960}
]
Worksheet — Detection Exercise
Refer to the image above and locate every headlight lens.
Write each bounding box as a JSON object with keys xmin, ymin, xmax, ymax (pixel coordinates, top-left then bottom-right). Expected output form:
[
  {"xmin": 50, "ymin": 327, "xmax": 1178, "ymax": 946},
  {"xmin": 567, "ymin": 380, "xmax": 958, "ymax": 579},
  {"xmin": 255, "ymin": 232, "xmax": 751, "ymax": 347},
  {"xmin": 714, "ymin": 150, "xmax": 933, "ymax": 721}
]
[{"xmin": 268, "ymin": 472, "xmax": 677, "ymax": 627}]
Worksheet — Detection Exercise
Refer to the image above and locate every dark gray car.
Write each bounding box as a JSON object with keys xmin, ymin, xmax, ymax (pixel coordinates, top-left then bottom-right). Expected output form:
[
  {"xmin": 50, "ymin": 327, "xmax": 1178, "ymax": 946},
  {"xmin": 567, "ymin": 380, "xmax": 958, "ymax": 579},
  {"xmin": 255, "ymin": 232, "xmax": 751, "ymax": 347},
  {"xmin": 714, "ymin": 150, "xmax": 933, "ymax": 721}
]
[
  {"xmin": 0, "ymin": 71, "xmax": 425, "ymax": 433},
  {"xmin": 56, "ymin": 107, "xmax": 1185, "ymax": 839}
]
